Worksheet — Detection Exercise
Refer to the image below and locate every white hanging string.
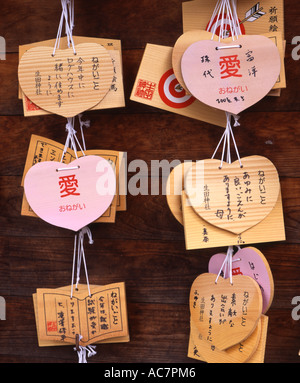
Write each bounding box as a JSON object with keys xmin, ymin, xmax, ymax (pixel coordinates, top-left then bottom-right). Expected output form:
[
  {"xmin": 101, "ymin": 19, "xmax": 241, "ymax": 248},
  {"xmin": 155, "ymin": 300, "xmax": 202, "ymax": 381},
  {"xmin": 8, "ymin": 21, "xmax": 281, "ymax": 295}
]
[
  {"xmin": 210, "ymin": 0, "xmax": 225, "ymax": 40},
  {"xmin": 78, "ymin": 114, "xmax": 91, "ymax": 152},
  {"xmin": 209, "ymin": 0, "xmax": 241, "ymax": 41},
  {"xmin": 207, "ymin": 0, "xmax": 221, "ymax": 32},
  {"xmin": 211, "ymin": 113, "xmax": 242, "ymax": 169},
  {"xmin": 212, "ymin": 113, "xmax": 242, "ymax": 286},
  {"xmin": 208, "ymin": 1, "xmax": 244, "ymax": 289},
  {"xmin": 215, "ymin": 246, "xmax": 234, "ymax": 285},
  {"xmin": 231, "ymin": 0, "xmax": 242, "ymax": 36},
  {"xmin": 70, "ymin": 228, "xmax": 97, "ymax": 364},
  {"xmin": 60, "ymin": 117, "xmax": 87, "ymax": 163},
  {"xmin": 70, "ymin": 226, "xmax": 94, "ymax": 299},
  {"xmin": 74, "ymin": 335, "xmax": 97, "ymax": 364},
  {"xmin": 52, "ymin": 0, "xmax": 76, "ymax": 56}
]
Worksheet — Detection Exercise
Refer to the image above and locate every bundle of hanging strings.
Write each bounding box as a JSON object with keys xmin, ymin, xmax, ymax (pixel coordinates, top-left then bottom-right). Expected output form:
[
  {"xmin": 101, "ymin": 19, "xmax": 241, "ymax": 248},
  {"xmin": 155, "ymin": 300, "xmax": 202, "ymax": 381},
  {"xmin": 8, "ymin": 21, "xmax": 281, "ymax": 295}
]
[
  {"xmin": 207, "ymin": 0, "xmax": 242, "ymax": 41},
  {"xmin": 211, "ymin": 112, "xmax": 242, "ymax": 169},
  {"xmin": 70, "ymin": 226, "xmax": 97, "ymax": 363},
  {"xmin": 208, "ymin": 0, "xmax": 244, "ymax": 168},
  {"xmin": 53, "ymin": 0, "xmax": 76, "ymax": 57},
  {"xmin": 208, "ymin": 0, "xmax": 244, "ymax": 285}
]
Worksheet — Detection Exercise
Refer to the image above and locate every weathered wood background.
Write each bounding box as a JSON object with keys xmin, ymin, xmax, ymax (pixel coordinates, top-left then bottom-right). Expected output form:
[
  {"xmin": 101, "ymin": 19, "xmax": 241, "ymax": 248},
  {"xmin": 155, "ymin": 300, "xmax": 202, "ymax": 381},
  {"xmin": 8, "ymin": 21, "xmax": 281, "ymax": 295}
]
[{"xmin": 0, "ymin": 0, "xmax": 299, "ymax": 363}]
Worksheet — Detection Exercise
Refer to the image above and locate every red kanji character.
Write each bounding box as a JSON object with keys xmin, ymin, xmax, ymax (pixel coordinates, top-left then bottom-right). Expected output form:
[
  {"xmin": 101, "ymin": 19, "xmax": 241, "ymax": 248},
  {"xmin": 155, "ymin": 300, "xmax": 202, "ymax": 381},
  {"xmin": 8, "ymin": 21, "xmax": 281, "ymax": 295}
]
[
  {"xmin": 58, "ymin": 175, "xmax": 80, "ymax": 198},
  {"xmin": 219, "ymin": 55, "xmax": 242, "ymax": 79}
]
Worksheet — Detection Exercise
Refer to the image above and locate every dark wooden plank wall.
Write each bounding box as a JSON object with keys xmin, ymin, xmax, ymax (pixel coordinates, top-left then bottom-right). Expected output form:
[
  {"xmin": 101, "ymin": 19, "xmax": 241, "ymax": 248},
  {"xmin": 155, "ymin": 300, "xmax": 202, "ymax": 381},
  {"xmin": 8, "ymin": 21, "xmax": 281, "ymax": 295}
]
[{"xmin": 0, "ymin": 0, "xmax": 299, "ymax": 363}]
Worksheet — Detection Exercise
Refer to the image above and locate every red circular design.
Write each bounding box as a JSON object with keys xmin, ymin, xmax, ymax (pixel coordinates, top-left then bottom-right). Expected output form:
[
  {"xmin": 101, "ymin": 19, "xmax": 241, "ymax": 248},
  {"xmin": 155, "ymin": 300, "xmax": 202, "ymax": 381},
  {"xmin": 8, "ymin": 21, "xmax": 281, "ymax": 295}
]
[{"xmin": 158, "ymin": 69, "xmax": 195, "ymax": 109}]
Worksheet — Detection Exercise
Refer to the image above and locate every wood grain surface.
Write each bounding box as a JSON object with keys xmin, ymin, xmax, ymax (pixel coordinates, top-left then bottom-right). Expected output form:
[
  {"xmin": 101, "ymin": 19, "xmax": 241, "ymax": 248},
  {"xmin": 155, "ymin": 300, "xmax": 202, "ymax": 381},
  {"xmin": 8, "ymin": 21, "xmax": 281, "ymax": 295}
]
[{"xmin": 0, "ymin": 0, "xmax": 299, "ymax": 363}]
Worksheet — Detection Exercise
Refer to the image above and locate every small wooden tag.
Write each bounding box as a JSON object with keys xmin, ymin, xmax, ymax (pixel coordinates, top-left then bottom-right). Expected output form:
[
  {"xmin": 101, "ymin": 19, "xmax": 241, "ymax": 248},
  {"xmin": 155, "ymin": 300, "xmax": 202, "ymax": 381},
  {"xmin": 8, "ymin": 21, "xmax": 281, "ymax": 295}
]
[
  {"xmin": 185, "ymin": 156, "xmax": 280, "ymax": 235},
  {"xmin": 35, "ymin": 283, "xmax": 129, "ymax": 347},
  {"xmin": 190, "ymin": 273, "xmax": 263, "ymax": 350},
  {"xmin": 18, "ymin": 43, "xmax": 114, "ymax": 118}
]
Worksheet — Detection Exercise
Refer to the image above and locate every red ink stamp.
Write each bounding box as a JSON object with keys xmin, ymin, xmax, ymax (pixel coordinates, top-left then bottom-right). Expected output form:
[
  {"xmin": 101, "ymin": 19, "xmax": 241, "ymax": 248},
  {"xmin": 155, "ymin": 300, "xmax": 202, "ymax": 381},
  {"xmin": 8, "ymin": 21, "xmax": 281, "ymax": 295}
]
[
  {"xmin": 134, "ymin": 79, "xmax": 156, "ymax": 100},
  {"xmin": 47, "ymin": 321, "xmax": 58, "ymax": 333},
  {"xmin": 25, "ymin": 96, "xmax": 41, "ymax": 112}
]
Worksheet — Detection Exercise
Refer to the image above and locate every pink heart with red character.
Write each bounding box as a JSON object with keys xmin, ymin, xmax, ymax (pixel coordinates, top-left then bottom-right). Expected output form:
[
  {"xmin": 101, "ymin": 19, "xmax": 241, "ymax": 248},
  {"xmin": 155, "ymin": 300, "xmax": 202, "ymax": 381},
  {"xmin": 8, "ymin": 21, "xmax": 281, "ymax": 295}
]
[
  {"xmin": 24, "ymin": 155, "xmax": 116, "ymax": 232},
  {"xmin": 181, "ymin": 35, "xmax": 281, "ymax": 114}
]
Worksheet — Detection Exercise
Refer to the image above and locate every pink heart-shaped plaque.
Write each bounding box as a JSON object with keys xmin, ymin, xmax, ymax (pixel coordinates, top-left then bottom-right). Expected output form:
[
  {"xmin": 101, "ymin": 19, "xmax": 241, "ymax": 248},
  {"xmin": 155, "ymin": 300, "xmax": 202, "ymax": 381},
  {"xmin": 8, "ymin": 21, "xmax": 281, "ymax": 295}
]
[
  {"xmin": 181, "ymin": 35, "xmax": 281, "ymax": 114},
  {"xmin": 24, "ymin": 156, "xmax": 116, "ymax": 232},
  {"xmin": 208, "ymin": 247, "xmax": 274, "ymax": 314}
]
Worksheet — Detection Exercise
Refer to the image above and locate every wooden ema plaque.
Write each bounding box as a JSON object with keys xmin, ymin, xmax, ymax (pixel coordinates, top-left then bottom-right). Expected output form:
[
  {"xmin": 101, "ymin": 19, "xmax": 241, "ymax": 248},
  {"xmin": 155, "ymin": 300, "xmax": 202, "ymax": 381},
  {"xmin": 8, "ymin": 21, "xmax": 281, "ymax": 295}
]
[
  {"xmin": 21, "ymin": 135, "xmax": 127, "ymax": 223},
  {"xmin": 172, "ymin": 31, "xmax": 286, "ymax": 94},
  {"xmin": 190, "ymin": 273, "xmax": 263, "ymax": 351},
  {"xmin": 185, "ymin": 156, "xmax": 281, "ymax": 235},
  {"xmin": 18, "ymin": 43, "xmax": 114, "ymax": 118},
  {"xmin": 166, "ymin": 161, "xmax": 285, "ymax": 250},
  {"xmin": 182, "ymin": 189, "xmax": 285, "ymax": 250},
  {"xmin": 181, "ymin": 35, "xmax": 281, "ymax": 115},
  {"xmin": 18, "ymin": 36, "xmax": 125, "ymax": 116},
  {"xmin": 188, "ymin": 314, "xmax": 269, "ymax": 363},
  {"xmin": 33, "ymin": 283, "xmax": 129, "ymax": 347}
]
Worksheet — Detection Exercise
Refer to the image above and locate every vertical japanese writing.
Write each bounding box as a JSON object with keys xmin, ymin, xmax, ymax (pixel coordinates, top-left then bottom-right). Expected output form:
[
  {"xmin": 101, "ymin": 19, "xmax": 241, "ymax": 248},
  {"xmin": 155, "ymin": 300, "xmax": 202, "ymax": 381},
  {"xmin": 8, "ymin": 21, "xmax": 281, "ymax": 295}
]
[
  {"xmin": 46, "ymin": 75, "xmax": 52, "ymax": 96},
  {"xmin": 69, "ymin": 299, "xmax": 78, "ymax": 337},
  {"xmin": 258, "ymin": 170, "xmax": 267, "ymax": 205},
  {"xmin": 110, "ymin": 57, "xmax": 118, "ymax": 92},
  {"xmin": 77, "ymin": 57, "xmax": 85, "ymax": 89},
  {"xmin": 219, "ymin": 294, "xmax": 228, "ymax": 325},
  {"xmin": 200, "ymin": 296, "xmax": 205, "ymax": 322},
  {"xmin": 87, "ymin": 297, "xmax": 98, "ymax": 336},
  {"xmin": 193, "ymin": 289, "xmax": 199, "ymax": 310},
  {"xmin": 269, "ymin": 6, "xmax": 279, "ymax": 32},
  {"xmin": 248, "ymin": 261, "xmax": 261, "ymax": 289},
  {"xmin": 35, "ymin": 71, "xmax": 42, "ymax": 95},
  {"xmin": 98, "ymin": 295, "xmax": 109, "ymax": 331},
  {"xmin": 207, "ymin": 295, "xmax": 215, "ymax": 342},
  {"xmin": 67, "ymin": 57, "xmax": 74, "ymax": 98},
  {"xmin": 110, "ymin": 291, "xmax": 120, "ymax": 326},
  {"xmin": 202, "ymin": 227, "xmax": 209, "ymax": 243},
  {"xmin": 57, "ymin": 300, "xmax": 67, "ymax": 342},
  {"xmin": 54, "ymin": 60, "xmax": 63, "ymax": 107},
  {"xmin": 204, "ymin": 185, "xmax": 210, "ymax": 210},
  {"xmin": 224, "ymin": 175, "xmax": 233, "ymax": 221},
  {"xmin": 241, "ymin": 291, "xmax": 249, "ymax": 327},
  {"xmin": 92, "ymin": 57, "xmax": 100, "ymax": 91}
]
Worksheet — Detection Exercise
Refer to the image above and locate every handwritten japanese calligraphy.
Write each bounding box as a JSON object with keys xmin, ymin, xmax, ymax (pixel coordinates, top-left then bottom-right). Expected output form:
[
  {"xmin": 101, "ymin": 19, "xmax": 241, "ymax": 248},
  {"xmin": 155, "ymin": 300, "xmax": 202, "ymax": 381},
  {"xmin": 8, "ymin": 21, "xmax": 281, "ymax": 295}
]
[
  {"xmin": 18, "ymin": 43, "xmax": 114, "ymax": 118},
  {"xmin": 184, "ymin": 156, "xmax": 280, "ymax": 235}
]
